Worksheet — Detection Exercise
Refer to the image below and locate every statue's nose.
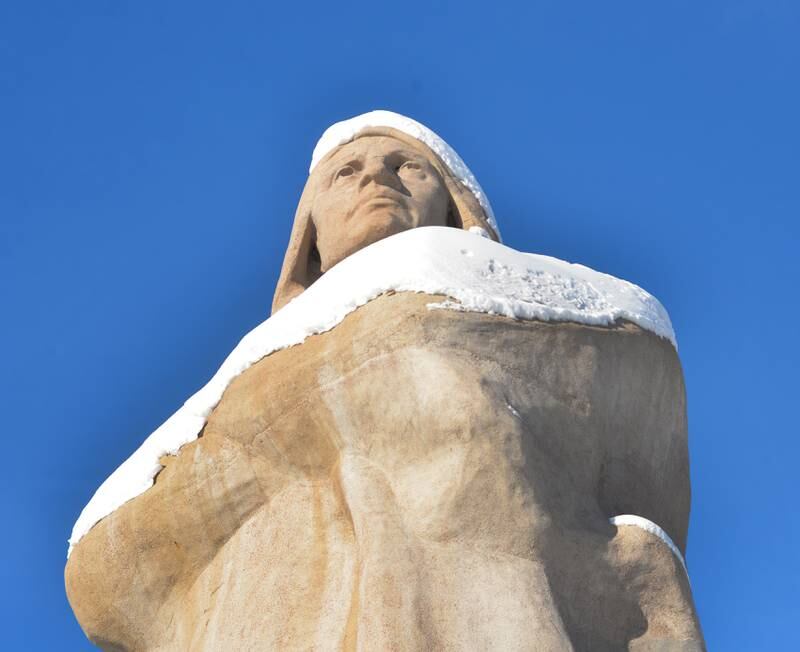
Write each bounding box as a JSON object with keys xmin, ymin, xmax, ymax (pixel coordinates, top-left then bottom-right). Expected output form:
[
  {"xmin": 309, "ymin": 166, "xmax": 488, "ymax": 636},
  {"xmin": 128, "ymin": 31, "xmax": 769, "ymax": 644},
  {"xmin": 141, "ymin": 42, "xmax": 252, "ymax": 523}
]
[{"xmin": 359, "ymin": 157, "xmax": 402, "ymax": 191}]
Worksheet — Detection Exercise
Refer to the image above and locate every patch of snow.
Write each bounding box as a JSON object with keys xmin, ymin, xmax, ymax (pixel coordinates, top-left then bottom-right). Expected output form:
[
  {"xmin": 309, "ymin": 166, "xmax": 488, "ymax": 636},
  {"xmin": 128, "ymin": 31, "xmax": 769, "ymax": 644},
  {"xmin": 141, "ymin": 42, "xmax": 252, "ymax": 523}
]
[
  {"xmin": 68, "ymin": 227, "xmax": 676, "ymax": 555},
  {"xmin": 468, "ymin": 226, "xmax": 491, "ymax": 239},
  {"xmin": 310, "ymin": 110, "xmax": 500, "ymax": 240},
  {"xmin": 506, "ymin": 403, "xmax": 522, "ymax": 419},
  {"xmin": 609, "ymin": 514, "xmax": 688, "ymax": 575}
]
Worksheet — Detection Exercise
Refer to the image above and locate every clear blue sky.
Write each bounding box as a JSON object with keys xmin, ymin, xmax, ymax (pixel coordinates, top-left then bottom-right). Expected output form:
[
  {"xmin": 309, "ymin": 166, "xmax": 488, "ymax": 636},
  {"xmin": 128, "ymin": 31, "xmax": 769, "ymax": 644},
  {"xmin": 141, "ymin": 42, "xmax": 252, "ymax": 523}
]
[{"xmin": 2, "ymin": 2, "xmax": 798, "ymax": 649}]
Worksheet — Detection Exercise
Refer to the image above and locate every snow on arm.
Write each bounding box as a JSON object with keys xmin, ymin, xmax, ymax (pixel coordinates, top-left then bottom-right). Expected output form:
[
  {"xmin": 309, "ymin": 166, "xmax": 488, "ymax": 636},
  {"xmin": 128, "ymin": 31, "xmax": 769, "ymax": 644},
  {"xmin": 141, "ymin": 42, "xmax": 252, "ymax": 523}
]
[
  {"xmin": 68, "ymin": 227, "xmax": 675, "ymax": 554},
  {"xmin": 610, "ymin": 514, "xmax": 689, "ymax": 575}
]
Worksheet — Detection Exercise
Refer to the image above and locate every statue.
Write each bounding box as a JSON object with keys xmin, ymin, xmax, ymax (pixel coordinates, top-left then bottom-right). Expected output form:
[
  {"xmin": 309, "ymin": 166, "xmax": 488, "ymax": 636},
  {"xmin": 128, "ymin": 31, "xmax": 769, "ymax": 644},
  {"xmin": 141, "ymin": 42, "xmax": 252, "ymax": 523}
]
[{"xmin": 66, "ymin": 111, "xmax": 704, "ymax": 651}]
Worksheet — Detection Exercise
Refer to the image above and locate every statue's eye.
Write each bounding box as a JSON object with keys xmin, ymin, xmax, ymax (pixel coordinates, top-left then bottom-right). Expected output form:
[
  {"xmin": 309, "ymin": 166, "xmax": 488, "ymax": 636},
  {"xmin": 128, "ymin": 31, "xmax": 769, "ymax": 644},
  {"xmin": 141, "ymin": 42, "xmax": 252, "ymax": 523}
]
[
  {"xmin": 398, "ymin": 161, "xmax": 422, "ymax": 173},
  {"xmin": 335, "ymin": 165, "xmax": 355, "ymax": 181}
]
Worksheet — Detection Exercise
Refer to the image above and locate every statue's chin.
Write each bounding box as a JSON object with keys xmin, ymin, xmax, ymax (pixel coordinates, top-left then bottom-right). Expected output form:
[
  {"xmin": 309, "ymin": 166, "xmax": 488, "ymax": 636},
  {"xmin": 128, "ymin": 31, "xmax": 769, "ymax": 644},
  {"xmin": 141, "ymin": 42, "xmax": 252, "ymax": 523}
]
[
  {"xmin": 352, "ymin": 205, "xmax": 414, "ymax": 233},
  {"xmin": 369, "ymin": 209, "xmax": 413, "ymax": 235},
  {"xmin": 323, "ymin": 210, "xmax": 414, "ymax": 271}
]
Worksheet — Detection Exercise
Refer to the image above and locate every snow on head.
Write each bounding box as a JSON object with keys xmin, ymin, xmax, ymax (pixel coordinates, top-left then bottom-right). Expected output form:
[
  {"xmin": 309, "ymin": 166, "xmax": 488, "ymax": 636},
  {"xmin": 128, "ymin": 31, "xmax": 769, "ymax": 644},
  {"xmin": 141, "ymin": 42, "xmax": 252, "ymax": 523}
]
[
  {"xmin": 310, "ymin": 110, "xmax": 501, "ymax": 240},
  {"xmin": 68, "ymin": 227, "xmax": 676, "ymax": 555}
]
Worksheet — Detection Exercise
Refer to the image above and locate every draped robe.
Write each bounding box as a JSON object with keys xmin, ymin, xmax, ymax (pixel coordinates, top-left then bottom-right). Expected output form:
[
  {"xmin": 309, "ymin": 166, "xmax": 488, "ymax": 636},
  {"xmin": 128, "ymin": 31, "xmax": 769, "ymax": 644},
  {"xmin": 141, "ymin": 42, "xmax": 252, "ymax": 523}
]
[{"xmin": 65, "ymin": 292, "xmax": 703, "ymax": 651}]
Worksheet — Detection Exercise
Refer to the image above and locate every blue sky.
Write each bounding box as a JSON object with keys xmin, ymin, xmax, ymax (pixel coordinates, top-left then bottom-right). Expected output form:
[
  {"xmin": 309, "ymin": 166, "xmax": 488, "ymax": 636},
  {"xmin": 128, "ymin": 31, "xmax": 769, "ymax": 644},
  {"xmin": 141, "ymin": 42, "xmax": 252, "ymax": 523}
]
[{"xmin": 2, "ymin": 1, "xmax": 798, "ymax": 648}]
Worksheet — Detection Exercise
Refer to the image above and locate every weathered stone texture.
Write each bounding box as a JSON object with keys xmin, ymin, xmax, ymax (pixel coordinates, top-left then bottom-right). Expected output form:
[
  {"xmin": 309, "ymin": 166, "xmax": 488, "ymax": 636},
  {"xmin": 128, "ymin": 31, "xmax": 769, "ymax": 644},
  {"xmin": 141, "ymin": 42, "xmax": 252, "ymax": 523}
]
[{"xmin": 66, "ymin": 292, "xmax": 703, "ymax": 651}]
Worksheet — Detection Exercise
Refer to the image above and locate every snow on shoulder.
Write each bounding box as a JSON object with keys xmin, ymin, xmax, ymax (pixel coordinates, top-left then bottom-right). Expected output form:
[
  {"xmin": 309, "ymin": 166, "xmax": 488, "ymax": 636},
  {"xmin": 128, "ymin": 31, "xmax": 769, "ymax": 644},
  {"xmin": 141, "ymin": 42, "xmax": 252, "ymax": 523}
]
[
  {"xmin": 68, "ymin": 227, "xmax": 675, "ymax": 555},
  {"xmin": 310, "ymin": 109, "xmax": 500, "ymax": 240}
]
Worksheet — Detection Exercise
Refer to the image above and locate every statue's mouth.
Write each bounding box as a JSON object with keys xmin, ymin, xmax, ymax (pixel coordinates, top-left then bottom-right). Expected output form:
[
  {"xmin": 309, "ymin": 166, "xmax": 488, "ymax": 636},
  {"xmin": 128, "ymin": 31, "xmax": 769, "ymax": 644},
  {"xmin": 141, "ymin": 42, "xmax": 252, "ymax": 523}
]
[{"xmin": 356, "ymin": 191, "xmax": 408, "ymax": 212}]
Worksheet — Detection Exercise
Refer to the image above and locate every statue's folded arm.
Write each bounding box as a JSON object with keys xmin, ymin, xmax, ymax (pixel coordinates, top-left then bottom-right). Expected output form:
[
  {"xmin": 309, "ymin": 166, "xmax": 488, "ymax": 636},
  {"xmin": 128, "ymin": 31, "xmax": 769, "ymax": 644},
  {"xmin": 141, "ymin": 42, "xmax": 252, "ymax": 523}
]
[{"xmin": 67, "ymin": 291, "xmax": 700, "ymax": 651}]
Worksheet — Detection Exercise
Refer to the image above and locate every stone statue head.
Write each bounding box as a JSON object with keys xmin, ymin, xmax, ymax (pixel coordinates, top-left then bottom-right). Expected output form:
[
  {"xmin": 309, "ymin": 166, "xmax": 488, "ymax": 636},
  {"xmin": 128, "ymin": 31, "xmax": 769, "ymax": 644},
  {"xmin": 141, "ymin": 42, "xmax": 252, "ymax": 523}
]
[{"xmin": 272, "ymin": 116, "xmax": 499, "ymax": 313}]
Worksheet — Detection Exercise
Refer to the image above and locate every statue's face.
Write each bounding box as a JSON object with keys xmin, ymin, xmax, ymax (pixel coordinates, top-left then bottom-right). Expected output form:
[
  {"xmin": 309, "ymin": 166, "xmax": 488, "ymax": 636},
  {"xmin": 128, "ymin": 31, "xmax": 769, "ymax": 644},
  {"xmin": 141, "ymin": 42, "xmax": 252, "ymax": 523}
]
[{"xmin": 311, "ymin": 136, "xmax": 449, "ymax": 271}]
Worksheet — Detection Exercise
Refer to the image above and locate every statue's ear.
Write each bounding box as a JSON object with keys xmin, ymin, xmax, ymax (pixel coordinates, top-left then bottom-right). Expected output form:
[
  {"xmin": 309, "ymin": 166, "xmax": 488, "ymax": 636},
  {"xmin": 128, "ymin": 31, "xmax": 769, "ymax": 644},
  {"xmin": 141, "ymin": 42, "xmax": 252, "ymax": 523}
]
[{"xmin": 271, "ymin": 185, "xmax": 323, "ymax": 314}]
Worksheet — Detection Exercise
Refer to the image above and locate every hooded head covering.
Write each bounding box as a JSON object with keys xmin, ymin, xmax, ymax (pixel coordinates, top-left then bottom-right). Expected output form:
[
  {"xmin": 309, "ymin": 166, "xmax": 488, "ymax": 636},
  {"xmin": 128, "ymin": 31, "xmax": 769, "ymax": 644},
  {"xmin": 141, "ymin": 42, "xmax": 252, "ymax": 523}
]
[{"xmin": 272, "ymin": 111, "xmax": 500, "ymax": 314}]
